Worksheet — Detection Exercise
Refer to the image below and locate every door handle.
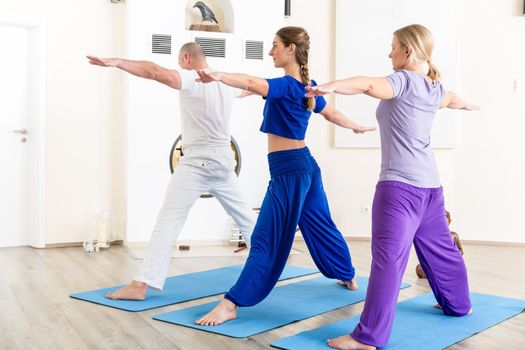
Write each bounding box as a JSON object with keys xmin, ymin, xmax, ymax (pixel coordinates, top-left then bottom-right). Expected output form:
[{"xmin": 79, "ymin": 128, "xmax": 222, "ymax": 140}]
[{"xmin": 12, "ymin": 128, "xmax": 28, "ymax": 135}]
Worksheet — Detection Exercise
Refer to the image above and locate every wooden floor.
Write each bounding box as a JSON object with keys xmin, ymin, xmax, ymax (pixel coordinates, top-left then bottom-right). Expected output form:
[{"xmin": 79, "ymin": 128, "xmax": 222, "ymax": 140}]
[{"xmin": 1, "ymin": 240, "xmax": 524, "ymax": 349}]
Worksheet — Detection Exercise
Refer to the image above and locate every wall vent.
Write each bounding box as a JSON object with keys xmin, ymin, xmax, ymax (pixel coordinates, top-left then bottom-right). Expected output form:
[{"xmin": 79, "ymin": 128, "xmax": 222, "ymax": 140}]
[
  {"xmin": 245, "ymin": 40, "xmax": 264, "ymax": 60},
  {"xmin": 151, "ymin": 34, "xmax": 172, "ymax": 55},
  {"xmin": 195, "ymin": 37, "xmax": 226, "ymax": 58}
]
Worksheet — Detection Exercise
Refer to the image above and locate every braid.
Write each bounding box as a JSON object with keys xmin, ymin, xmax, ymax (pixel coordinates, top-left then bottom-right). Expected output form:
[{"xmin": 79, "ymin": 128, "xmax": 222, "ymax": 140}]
[
  {"xmin": 299, "ymin": 64, "xmax": 310, "ymax": 85},
  {"xmin": 300, "ymin": 64, "xmax": 315, "ymax": 111}
]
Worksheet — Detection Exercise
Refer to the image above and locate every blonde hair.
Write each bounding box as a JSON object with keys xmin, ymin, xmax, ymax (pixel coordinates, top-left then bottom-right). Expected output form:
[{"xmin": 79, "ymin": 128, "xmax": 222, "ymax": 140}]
[
  {"xmin": 276, "ymin": 26, "xmax": 316, "ymax": 111},
  {"xmin": 393, "ymin": 24, "xmax": 441, "ymax": 81}
]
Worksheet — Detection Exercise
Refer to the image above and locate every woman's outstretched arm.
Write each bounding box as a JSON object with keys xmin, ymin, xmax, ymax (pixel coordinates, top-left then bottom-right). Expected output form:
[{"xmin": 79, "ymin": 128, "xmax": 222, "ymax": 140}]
[
  {"xmin": 306, "ymin": 76, "xmax": 394, "ymax": 100},
  {"xmin": 440, "ymin": 91, "xmax": 480, "ymax": 110},
  {"xmin": 319, "ymin": 103, "xmax": 376, "ymax": 134},
  {"xmin": 196, "ymin": 70, "xmax": 269, "ymax": 97}
]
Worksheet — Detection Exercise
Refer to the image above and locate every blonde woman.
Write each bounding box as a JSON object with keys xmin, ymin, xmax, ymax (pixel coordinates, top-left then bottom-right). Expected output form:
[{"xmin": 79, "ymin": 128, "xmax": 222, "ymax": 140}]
[{"xmin": 307, "ymin": 24, "xmax": 477, "ymax": 349}]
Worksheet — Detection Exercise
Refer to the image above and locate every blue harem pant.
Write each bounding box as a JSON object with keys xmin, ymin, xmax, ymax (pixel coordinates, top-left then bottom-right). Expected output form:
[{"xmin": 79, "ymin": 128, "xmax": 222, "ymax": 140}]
[{"xmin": 224, "ymin": 147, "xmax": 356, "ymax": 306}]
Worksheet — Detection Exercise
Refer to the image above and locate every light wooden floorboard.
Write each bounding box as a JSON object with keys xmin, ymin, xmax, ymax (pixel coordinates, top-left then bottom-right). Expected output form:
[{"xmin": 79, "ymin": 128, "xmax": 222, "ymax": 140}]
[{"xmin": 0, "ymin": 241, "xmax": 524, "ymax": 349}]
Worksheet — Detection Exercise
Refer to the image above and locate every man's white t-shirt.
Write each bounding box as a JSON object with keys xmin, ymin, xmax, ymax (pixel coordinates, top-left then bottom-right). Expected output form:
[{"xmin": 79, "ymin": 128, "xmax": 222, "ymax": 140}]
[{"xmin": 179, "ymin": 69, "xmax": 241, "ymax": 148}]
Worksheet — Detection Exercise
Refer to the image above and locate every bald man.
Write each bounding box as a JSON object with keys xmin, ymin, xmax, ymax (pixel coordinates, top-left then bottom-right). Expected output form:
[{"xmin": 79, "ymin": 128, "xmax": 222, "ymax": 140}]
[{"xmin": 87, "ymin": 42, "xmax": 256, "ymax": 300}]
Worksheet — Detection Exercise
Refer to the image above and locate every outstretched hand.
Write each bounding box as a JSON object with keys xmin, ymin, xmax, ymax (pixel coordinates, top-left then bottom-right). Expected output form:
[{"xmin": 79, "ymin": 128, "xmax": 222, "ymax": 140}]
[
  {"xmin": 86, "ymin": 55, "xmax": 118, "ymax": 67},
  {"xmin": 352, "ymin": 125, "xmax": 377, "ymax": 134},
  {"xmin": 196, "ymin": 69, "xmax": 223, "ymax": 83},
  {"xmin": 462, "ymin": 104, "xmax": 480, "ymax": 111},
  {"xmin": 305, "ymin": 84, "xmax": 335, "ymax": 97}
]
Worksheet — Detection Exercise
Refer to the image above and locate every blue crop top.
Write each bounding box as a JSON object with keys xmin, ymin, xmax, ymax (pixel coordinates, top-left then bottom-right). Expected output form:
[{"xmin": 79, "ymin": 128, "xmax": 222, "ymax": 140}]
[{"xmin": 260, "ymin": 76, "xmax": 327, "ymax": 140}]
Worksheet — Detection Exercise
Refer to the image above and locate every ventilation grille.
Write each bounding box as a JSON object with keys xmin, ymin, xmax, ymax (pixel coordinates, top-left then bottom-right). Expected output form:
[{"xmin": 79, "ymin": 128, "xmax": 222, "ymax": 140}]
[
  {"xmin": 245, "ymin": 40, "xmax": 264, "ymax": 60},
  {"xmin": 151, "ymin": 34, "xmax": 172, "ymax": 55},
  {"xmin": 195, "ymin": 37, "xmax": 226, "ymax": 58}
]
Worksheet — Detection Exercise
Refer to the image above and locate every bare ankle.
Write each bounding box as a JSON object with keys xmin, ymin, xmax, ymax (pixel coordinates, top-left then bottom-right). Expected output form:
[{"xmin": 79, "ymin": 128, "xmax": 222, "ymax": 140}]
[
  {"xmin": 131, "ymin": 280, "xmax": 148, "ymax": 289},
  {"xmin": 221, "ymin": 298, "xmax": 237, "ymax": 310},
  {"xmin": 340, "ymin": 279, "xmax": 358, "ymax": 290}
]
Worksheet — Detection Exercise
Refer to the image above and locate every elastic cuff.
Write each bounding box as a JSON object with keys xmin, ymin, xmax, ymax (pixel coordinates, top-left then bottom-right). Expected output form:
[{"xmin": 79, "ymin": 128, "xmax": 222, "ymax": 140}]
[
  {"xmin": 347, "ymin": 267, "xmax": 356, "ymax": 281},
  {"xmin": 443, "ymin": 303, "xmax": 472, "ymax": 317},
  {"xmin": 340, "ymin": 266, "xmax": 356, "ymax": 282},
  {"xmin": 224, "ymin": 293, "xmax": 241, "ymax": 307}
]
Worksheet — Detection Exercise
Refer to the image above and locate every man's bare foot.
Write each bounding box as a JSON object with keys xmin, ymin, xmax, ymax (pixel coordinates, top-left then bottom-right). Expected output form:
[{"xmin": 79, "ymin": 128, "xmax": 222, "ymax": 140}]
[
  {"xmin": 195, "ymin": 299, "xmax": 237, "ymax": 326},
  {"xmin": 435, "ymin": 304, "xmax": 473, "ymax": 315},
  {"xmin": 337, "ymin": 279, "xmax": 358, "ymax": 290},
  {"xmin": 105, "ymin": 280, "xmax": 147, "ymax": 300},
  {"xmin": 327, "ymin": 334, "xmax": 376, "ymax": 350}
]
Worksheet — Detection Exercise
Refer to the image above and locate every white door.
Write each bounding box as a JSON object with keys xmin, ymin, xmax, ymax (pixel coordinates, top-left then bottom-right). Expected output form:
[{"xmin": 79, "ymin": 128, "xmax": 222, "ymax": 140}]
[{"xmin": 0, "ymin": 23, "xmax": 31, "ymax": 247}]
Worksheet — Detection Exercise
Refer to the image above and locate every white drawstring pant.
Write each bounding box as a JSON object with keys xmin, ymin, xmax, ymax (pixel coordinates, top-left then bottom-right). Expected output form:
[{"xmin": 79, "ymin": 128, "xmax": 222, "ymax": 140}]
[{"xmin": 135, "ymin": 146, "xmax": 257, "ymax": 290}]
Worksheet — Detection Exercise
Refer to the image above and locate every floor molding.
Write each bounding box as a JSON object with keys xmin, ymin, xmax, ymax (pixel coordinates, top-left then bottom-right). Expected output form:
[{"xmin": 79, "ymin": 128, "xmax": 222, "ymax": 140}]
[
  {"xmin": 44, "ymin": 240, "xmax": 123, "ymax": 248},
  {"xmin": 41, "ymin": 237, "xmax": 525, "ymax": 249},
  {"xmin": 342, "ymin": 236, "xmax": 525, "ymax": 247}
]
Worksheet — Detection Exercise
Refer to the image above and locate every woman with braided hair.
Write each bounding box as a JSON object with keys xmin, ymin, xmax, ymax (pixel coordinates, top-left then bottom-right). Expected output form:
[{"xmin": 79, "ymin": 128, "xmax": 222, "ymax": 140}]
[{"xmin": 194, "ymin": 26, "xmax": 376, "ymax": 326}]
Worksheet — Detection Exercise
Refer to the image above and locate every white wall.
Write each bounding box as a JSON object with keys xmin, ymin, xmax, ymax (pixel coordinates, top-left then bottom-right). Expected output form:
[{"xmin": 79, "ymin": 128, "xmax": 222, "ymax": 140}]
[
  {"xmin": 285, "ymin": 0, "xmax": 525, "ymax": 243},
  {"xmin": 453, "ymin": 0, "xmax": 525, "ymax": 243},
  {"xmin": 0, "ymin": 0, "xmax": 126, "ymax": 244},
  {"xmin": 6, "ymin": 0, "xmax": 522, "ymax": 245}
]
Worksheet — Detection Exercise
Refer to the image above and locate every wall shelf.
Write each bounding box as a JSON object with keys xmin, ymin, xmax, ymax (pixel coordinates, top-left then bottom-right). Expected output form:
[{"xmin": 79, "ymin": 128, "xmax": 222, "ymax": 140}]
[{"xmin": 185, "ymin": 0, "xmax": 234, "ymax": 33}]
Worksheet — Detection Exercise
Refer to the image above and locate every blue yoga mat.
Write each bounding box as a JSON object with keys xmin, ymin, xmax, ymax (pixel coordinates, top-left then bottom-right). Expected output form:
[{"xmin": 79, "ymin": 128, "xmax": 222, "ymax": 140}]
[
  {"xmin": 70, "ymin": 264, "xmax": 318, "ymax": 312},
  {"xmin": 271, "ymin": 292, "xmax": 525, "ymax": 349},
  {"xmin": 152, "ymin": 276, "xmax": 410, "ymax": 338}
]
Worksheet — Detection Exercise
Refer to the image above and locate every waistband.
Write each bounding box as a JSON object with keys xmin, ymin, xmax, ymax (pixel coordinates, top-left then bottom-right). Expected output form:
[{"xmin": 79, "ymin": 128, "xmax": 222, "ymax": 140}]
[
  {"xmin": 377, "ymin": 180, "xmax": 443, "ymax": 196},
  {"xmin": 267, "ymin": 147, "xmax": 316, "ymax": 178},
  {"xmin": 182, "ymin": 145, "xmax": 232, "ymax": 155}
]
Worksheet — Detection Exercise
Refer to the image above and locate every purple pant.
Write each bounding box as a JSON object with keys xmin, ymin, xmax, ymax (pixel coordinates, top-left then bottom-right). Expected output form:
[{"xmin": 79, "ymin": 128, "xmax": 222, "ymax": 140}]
[{"xmin": 352, "ymin": 181, "xmax": 471, "ymax": 347}]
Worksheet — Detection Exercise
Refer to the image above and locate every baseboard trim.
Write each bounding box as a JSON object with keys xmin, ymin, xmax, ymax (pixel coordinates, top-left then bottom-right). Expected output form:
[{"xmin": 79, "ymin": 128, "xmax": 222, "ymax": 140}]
[
  {"xmin": 40, "ymin": 237, "xmax": 525, "ymax": 248},
  {"xmin": 341, "ymin": 236, "xmax": 525, "ymax": 247},
  {"xmin": 124, "ymin": 239, "xmax": 234, "ymax": 248},
  {"xmin": 44, "ymin": 240, "xmax": 123, "ymax": 249},
  {"xmin": 343, "ymin": 236, "xmax": 372, "ymax": 242},
  {"xmin": 459, "ymin": 239, "xmax": 525, "ymax": 247}
]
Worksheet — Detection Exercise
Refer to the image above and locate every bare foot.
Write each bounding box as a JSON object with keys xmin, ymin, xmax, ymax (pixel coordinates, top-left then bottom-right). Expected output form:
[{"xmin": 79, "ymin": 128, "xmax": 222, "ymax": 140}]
[
  {"xmin": 195, "ymin": 299, "xmax": 237, "ymax": 326},
  {"xmin": 327, "ymin": 334, "xmax": 376, "ymax": 350},
  {"xmin": 337, "ymin": 279, "xmax": 358, "ymax": 290},
  {"xmin": 105, "ymin": 280, "xmax": 147, "ymax": 300}
]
